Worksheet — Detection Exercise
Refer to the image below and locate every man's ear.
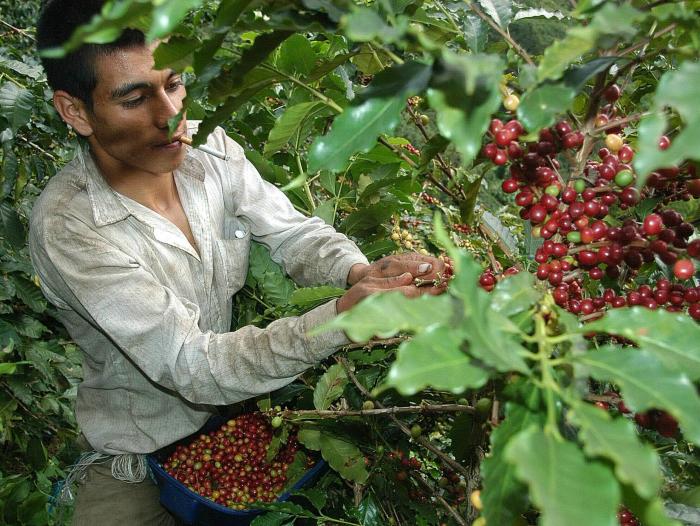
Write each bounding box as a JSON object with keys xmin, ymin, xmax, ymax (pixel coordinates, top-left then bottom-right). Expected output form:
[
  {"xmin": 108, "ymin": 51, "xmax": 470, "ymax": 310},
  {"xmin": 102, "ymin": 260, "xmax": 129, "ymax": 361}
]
[{"xmin": 52, "ymin": 90, "xmax": 94, "ymax": 137}]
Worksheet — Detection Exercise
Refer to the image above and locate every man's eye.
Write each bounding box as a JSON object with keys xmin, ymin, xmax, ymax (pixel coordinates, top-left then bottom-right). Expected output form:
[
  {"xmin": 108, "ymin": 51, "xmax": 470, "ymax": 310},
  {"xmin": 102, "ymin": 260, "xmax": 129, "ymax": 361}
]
[
  {"xmin": 167, "ymin": 80, "xmax": 184, "ymax": 91},
  {"xmin": 121, "ymin": 97, "xmax": 145, "ymax": 108}
]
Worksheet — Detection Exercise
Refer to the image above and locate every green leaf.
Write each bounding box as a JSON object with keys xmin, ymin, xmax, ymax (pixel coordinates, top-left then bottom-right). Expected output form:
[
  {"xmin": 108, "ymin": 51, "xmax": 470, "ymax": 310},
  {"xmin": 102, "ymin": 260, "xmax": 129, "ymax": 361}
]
[
  {"xmin": 153, "ymin": 36, "xmax": 201, "ymax": 70},
  {"xmin": 298, "ymin": 428, "xmax": 368, "ymax": 483},
  {"xmin": 569, "ymin": 402, "xmax": 661, "ymax": 499},
  {"xmin": 505, "ymin": 427, "xmax": 620, "ymax": 526},
  {"xmin": 0, "ymin": 83, "xmax": 33, "ymax": 132},
  {"xmin": 0, "ymin": 201, "xmax": 25, "ymax": 249},
  {"xmin": 514, "ymin": 8, "xmax": 566, "ymax": 21},
  {"xmin": 462, "ymin": 15, "xmax": 487, "ymax": 53},
  {"xmin": 338, "ymin": 200, "xmax": 400, "ymax": 236},
  {"xmin": 308, "ymin": 96, "xmax": 404, "ymax": 173},
  {"xmin": 517, "ymin": 83, "xmax": 576, "ymax": 132},
  {"xmin": 313, "ymin": 364, "xmax": 348, "ymax": 410},
  {"xmin": 575, "ymin": 347, "xmax": 700, "ymax": 446},
  {"xmin": 26, "ymin": 437, "xmax": 48, "ymax": 471},
  {"xmin": 480, "ymin": 210, "xmax": 518, "ymax": 259},
  {"xmin": 39, "ymin": 1, "xmax": 153, "ymax": 56},
  {"xmin": 264, "ymin": 102, "xmax": 329, "ymax": 156},
  {"xmin": 343, "ymin": 7, "xmax": 406, "ymax": 43},
  {"xmin": 356, "ymin": 60, "xmax": 433, "ymax": 102},
  {"xmin": 427, "ymin": 51, "xmax": 503, "ymax": 166},
  {"xmin": 666, "ymin": 198, "xmax": 700, "ymax": 223},
  {"xmin": 490, "ymin": 272, "xmax": 541, "ymax": 318},
  {"xmin": 634, "ymin": 62, "xmax": 700, "ymax": 180},
  {"xmin": 319, "ymin": 291, "xmax": 456, "ymax": 342},
  {"xmin": 447, "ymin": 251, "xmax": 530, "ymax": 374},
  {"xmin": 205, "ymin": 30, "xmax": 294, "ymax": 107},
  {"xmin": 537, "ymin": 4, "xmax": 642, "ymax": 82},
  {"xmin": 355, "ymin": 494, "xmax": 382, "ymax": 526},
  {"xmin": 585, "ymin": 307, "xmax": 700, "ymax": 381},
  {"xmin": 477, "ymin": 0, "xmax": 513, "ymax": 28},
  {"xmin": 385, "ymin": 325, "xmax": 489, "ymax": 395},
  {"xmin": 276, "ymin": 34, "xmax": 317, "ymax": 76},
  {"xmin": 12, "ymin": 276, "xmax": 45, "ymax": 313},
  {"xmin": 482, "ymin": 402, "xmax": 545, "ymax": 525},
  {"xmin": 293, "ymin": 487, "xmax": 327, "ymax": 512},
  {"xmin": 250, "ymin": 512, "xmax": 294, "ymax": 526},
  {"xmin": 289, "ymin": 286, "xmax": 344, "ymax": 309},
  {"xmin": 147, "ymin": 0, "xmax": 203, "ymax": 40},
  {"xmin": 0, "ymin": 362, "xmax": 21, "ymax": 376}
]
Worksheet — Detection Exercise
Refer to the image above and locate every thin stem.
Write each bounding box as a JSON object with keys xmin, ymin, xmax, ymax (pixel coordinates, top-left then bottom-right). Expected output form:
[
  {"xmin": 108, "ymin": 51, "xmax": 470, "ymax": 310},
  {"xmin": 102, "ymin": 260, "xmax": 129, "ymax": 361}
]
[
  {"xmin": 296, "ymin": 154, "xmax": 316, "ymax": 211},
  {"xmin": 433, "ymin": 0, "xmax": 463, "ymax": 34},
  {"xmin": 343, "ymin": 336, "xmax": 407, "ymax": 351},
  {"xmin": 591, "ymin": 112, "xmax": 649, "ymax": 135},
  {"xmin": 17, "ymin": 135, "xmax": 60, "ymax": 162},
  {"xmin": 337, "ymin": 356, "xmax": 471, "ymax": 479},
  {"xmin": 405, "ymin": 103, "xmax": 467, "ymax": 199},
  {"xmin": 0, "ymin": 19, "xmax": 35, "ymax": 40},
  {"xmin": 464, "ymin": 1, "xmax": 534, "ymax": 66},
  {"xmin": 535, "ymin": 313, "xmax": 563, "ymax": 440},
  {"xmin": 282, "ymin": 404, "xmax": 475, "ymax": 420},
  {"xmin": 409, "ymin": 471, "xmax": 467, "ymax": 526},
  {"xmin": 376, "ymin": 43, "xmax": 405, "ymax": 66},
  {"xmin": 377, "ymin": 136, "xmax": 459, "ymax": 200},
  {"xmin": 260, "ymin": 63, "xmax": 344, "ymax": 114},
  {"xmin": 618, "ymin": 23, "xmax": 677, "ymax": 56}
]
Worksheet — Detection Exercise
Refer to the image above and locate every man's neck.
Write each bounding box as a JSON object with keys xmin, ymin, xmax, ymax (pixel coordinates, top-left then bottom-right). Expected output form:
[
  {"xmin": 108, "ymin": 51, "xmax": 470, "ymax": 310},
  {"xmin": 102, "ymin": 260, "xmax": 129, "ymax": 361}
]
[{"xmin": 89, "ymin": 146, "xmax": 180, "ymax": 213}]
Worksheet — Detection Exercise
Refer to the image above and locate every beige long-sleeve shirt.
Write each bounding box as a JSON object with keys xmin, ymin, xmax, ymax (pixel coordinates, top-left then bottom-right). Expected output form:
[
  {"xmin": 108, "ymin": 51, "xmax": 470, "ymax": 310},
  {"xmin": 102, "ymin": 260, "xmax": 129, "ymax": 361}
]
[{"xmin": 28, "ymin": 123, "xmax": 368, "ymax": 455}]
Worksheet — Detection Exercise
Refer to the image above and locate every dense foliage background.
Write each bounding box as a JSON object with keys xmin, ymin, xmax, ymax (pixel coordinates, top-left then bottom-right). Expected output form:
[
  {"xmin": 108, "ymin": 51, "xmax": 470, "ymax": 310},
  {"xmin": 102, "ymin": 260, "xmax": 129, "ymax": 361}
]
[{"xmin": 1, "ymin": 0, "xmax": 700, "ymax": 525}]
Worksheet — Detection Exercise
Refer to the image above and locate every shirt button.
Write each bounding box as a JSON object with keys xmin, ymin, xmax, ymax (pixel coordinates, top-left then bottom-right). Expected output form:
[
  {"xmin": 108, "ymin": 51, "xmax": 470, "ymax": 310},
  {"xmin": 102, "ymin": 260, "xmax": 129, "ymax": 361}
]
[{"xmin": 234, "ymin": 230, "xmax": 246, "ymax": 239}]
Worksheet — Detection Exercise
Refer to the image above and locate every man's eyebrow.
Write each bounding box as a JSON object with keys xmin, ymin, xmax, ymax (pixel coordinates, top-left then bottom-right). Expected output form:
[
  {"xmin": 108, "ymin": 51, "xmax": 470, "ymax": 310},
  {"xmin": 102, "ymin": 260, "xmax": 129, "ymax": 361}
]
[{"xmin": 110, "ymin": 70, "xmax": 179, "ymax": 100}]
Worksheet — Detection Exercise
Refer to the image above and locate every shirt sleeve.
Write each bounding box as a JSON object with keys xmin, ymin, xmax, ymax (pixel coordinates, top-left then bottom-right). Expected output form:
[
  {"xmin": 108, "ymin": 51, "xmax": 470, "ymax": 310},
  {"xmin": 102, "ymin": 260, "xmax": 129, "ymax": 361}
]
[
  {"xmin": 30, "ymin": 213, "xmax": 350, "ymax": 406},
  {"xmin": 214, "ymin": 128, "xmax": 369, "ymax": 288}
]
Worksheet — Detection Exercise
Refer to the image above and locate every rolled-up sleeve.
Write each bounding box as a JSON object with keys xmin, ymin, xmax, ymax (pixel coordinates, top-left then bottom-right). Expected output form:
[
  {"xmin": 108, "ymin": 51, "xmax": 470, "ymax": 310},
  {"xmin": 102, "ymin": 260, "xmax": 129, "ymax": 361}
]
[{"xmin": 31, "ymin": 214, "xmax": 349, "ymax": 406}]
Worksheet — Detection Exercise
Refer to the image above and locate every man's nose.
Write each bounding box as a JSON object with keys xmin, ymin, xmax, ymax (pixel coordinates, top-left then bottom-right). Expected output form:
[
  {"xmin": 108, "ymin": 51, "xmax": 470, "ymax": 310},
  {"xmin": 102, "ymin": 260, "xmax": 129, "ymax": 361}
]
[{"xmin": 154, "ymin": 90, "xmax": 183, "ymax": 129}]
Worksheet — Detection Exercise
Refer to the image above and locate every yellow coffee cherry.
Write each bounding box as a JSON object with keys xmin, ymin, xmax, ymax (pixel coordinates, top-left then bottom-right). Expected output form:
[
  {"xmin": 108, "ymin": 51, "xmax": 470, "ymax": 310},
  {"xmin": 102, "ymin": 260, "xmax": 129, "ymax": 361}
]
[
  {"xmin": 605, "ymin": 133, "xmax": 624, "ymax": 153},
  {"xmin": 503, "ymin": 94, "xmax": 520, "ymax": 111},
  {"xmin": 419, "ymin": 248, "xmax": 429, "ymax": 255},
  {"xmin": 472, "ymin": 518, "xmax": 486, "ymax": 526},
  {"xmin": 404, "ymin": 241, "xmax": 413, "ymax": 250},
  {"xmin": 391, "ymin": 232, "xmax": 401, "ymax": 241},
  {"xmin": 470, "ymin": 490, "xmax": 483, "ymax": 511},
  {"xmin": 404, "ymin": 233, "xmax": 413, "ymax": 242}
]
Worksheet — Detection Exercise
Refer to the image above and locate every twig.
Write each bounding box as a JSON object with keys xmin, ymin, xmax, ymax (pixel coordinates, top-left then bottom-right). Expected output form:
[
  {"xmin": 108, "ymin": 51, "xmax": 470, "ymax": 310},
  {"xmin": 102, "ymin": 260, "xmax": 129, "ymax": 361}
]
[
  {"xmin": 343, "ymin": 336, "xmax": 407, "ymax": 351},
  {"xmin": 409, "ymin": 471, "xmax": 468, "ymax": 526},
  {"xmin": 464, "ymin": 1, "xmax": 534, "ymax": 66},
  {"xmin": 378, "ymin": 136, "xmax": 459, "ymax": 200},
  {"xmin": 282, "ymin": 404, "xmax": 475, "ymax": 419},
  {"xmin": 0, "ymin": 19, "xmax": 35, "ymax": 40},
  {"xmin": 17, "ymin": 135, "xmax": 60, "ymax": 162},
  {"xmin": 618, "ymin": 23, "xmax": 677, "ymax": 56},
  {"xmin": 337, "ymin": 356, "xmax": 471, "ymax": 480},
  {"xmin": 405, "ymin": 103, "xmax": 467, "ymax": 200},
  {"xmin": 591, "ymin": 112, "xmax": 648, "ymax": 134}
]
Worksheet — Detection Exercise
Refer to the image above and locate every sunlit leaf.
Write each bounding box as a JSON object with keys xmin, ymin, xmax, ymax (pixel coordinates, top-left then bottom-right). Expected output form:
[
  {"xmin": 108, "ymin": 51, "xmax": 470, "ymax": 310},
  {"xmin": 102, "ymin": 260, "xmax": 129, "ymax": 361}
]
[{"xmin": 505, "ymin": 427, "xmax": 621, "ymax": 526}]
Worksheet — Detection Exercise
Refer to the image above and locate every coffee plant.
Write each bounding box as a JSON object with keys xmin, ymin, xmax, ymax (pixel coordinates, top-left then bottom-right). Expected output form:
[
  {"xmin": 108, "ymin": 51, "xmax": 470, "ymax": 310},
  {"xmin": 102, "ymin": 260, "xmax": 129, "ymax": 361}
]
[{"xmin": 2, "ymin": 0, "xmax": 700, "ymax": 524}]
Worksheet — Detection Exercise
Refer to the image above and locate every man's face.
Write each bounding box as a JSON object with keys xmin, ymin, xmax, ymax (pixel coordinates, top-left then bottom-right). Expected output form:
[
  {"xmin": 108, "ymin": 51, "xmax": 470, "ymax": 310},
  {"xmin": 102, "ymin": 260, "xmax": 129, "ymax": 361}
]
[{"xmin": 84, "ymin": 42, "xmax": 188, "ymax": 177}]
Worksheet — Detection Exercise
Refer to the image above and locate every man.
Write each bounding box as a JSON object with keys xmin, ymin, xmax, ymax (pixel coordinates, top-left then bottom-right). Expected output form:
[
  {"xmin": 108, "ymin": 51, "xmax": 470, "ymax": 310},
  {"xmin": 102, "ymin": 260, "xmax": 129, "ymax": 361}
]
[{"xmin": 30, "ymin": 0, "xmax": 446, "ymax": 523}]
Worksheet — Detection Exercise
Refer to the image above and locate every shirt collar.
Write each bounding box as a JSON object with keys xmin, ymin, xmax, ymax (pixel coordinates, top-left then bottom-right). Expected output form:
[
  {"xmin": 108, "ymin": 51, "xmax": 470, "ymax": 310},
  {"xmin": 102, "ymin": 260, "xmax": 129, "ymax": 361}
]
[{"xmin": 75, "ymin": 142, "xmax": 206, "ymax": 228}]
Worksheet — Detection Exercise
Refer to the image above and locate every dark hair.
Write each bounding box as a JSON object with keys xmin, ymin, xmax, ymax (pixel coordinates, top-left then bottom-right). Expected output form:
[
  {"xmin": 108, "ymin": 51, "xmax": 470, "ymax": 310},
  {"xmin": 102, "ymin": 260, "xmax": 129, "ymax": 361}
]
[{"xmin": 36, "ymin": 0, "xmax": 146, "ymax": 109}]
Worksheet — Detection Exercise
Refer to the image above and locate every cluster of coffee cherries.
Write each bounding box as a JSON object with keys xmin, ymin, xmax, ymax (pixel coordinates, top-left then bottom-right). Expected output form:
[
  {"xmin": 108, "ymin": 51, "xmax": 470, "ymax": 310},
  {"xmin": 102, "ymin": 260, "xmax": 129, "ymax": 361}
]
[
  {"xmin": 596, "ymin": 391, "xmax": 679, "ymax": 438},
  {"xmin": 618, "ymin": 506, "xmax": 642, "ymax": 526},
  {"xmin": 479, "ymin": 100, "xmax": 698, "ymax": 319},
  {"xmin": 162, "ymin": 413, "xmax": 309, "ymax": 509}
]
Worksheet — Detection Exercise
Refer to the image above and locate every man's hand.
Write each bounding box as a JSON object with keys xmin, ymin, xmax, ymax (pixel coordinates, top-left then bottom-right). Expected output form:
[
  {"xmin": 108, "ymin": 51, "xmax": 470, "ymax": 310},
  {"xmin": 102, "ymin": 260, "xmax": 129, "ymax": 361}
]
[
  {"xmin": 347, "ymin": 253, "xmax": 447, "ymax": 286},
  {"xmin": 339, "ymin": 253, "xmax": 448, "ymax": 314}
]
